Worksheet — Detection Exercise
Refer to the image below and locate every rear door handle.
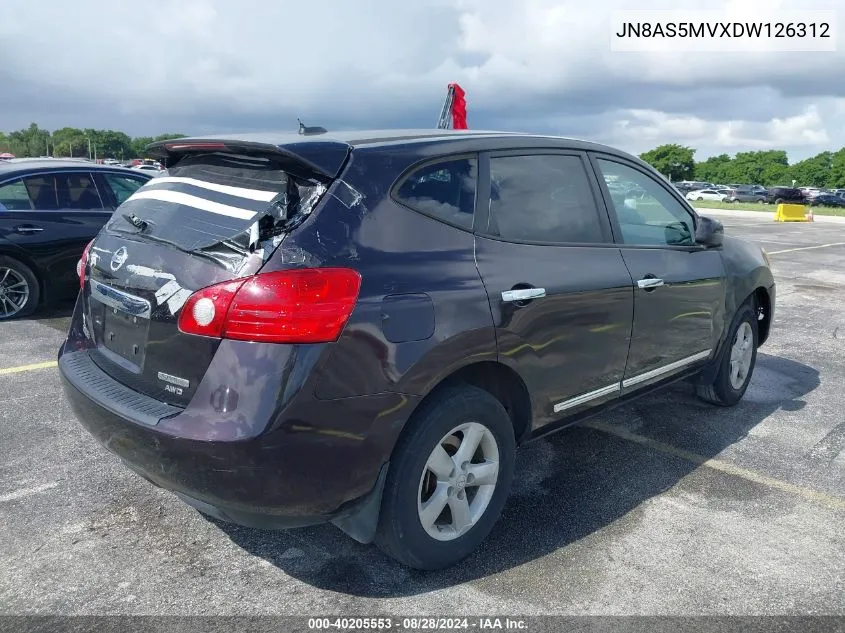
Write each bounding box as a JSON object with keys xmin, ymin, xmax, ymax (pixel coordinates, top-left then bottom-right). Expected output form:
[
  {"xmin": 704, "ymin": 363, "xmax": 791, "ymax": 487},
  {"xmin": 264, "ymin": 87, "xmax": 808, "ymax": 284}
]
[
  {"xmin": 637, "ymin": 277, "xmax": 664, "ymax": 289},
  {"xmin": 14, "ymin": 225, "xmax": 44, "ymax": 234},
  {"xmin": 502, "ymin": 287, "xmax": 546, "ymax": 302}
]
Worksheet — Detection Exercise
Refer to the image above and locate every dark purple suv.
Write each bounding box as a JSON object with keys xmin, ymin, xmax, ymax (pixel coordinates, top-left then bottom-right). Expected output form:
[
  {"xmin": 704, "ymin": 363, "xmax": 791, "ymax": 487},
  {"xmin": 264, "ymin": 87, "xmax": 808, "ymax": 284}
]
[{"xmin": 59, "ymin": 130, "xmax": 775, "ymax": 569}]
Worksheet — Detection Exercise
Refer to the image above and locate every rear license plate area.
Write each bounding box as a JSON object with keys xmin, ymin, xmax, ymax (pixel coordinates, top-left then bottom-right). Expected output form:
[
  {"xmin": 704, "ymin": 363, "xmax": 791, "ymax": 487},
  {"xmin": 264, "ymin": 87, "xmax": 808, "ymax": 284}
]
[{"xmin": 91, "ymin": 301, "xmax": 150, "ymax": 371}]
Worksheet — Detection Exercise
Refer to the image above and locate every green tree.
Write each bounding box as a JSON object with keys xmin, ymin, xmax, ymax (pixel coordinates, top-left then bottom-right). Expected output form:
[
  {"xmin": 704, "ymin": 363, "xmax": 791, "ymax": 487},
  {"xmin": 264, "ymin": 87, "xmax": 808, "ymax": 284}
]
[
  {"xmin": 131, "ymin": 136, "xmax": 154, "ymax": 158},
  {"xmin": 96, "ymin": 130, "xmax": 134, "ymax": 160},
  {"xmin": 728, "ymin": 150, "xmax": 789, "ymax": 185},
  {"xmin": 760, "ymin": 163, "xmax": 790, "ymax": 186},
  {"xmin": 51, "ymin": 127, "xmax": 87, "ymax": 157},
  {"xmin": 788, "ymin": 152, "xmax": 832, "ymax": 188},
  {"xmin": 7, "ymin": 123, "xmax": 51, "ymax": 157},
  {"xmin": 694, "ymin": 154, "xmax": 732, "ymax": 183},
  {"xmin": 828, "ymin": 149, "xmax": 845, "ymax": 188},
  {"xmin": 639, "ymin": 144, "xmax": 695, "ymax": 181}
]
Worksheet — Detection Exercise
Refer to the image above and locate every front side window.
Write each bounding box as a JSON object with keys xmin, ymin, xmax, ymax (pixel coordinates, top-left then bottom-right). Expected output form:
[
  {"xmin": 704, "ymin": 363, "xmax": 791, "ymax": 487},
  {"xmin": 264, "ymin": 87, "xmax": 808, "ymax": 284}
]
[
  {"xmin": 0, "ymin": 179, "xmax": 33, "ymax": 211},
  {"xmin": 395, "ymin": 157, "xmax": 477, "ymax": 229},
  {"xmin": 596, "ymin": 159, "xmax": 696, "ymax": 246},
  {"xmin": 486, "ymin": 154, "xmax": 604, "ymax": 244}
]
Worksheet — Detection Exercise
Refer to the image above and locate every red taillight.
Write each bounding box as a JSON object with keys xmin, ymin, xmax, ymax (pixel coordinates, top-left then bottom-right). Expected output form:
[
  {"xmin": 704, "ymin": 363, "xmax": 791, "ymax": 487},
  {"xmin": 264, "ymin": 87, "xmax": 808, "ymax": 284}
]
[
  {"xmin": 177, "ymin": 268, "xmax": 362, "ymax": 344},
  {"xmin": 77, "ymin": 240, "xmax": 93, "ymax": 289}
]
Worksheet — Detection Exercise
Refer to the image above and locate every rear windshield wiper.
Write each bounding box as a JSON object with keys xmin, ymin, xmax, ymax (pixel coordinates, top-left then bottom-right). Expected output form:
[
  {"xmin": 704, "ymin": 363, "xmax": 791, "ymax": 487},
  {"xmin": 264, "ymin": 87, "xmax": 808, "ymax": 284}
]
[{"xmin": 122, "ymin": 212, "xmax": 150, "ymax": 231}]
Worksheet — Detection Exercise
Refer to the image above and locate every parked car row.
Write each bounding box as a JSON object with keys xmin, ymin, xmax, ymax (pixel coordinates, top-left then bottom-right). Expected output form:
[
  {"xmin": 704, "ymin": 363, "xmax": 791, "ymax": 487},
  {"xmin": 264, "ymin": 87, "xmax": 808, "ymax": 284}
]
[{"xmin": 677, "ymin": 181, "xmax": 845, "ymax": 207}]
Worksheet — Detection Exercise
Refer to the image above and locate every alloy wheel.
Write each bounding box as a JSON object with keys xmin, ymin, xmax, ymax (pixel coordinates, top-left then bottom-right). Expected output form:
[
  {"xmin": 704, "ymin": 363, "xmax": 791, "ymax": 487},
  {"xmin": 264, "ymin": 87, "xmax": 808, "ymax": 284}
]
[
  {"xmin": 0, "ymin": 267, "xmax": 30, "ymax": 319},
  {"xmin": 729, "ymin": 321, "xmax": 754, "ymax": 390},
  {"xmin": 417, "ymin": 422, "xmax": 500, "ymax": 542}
]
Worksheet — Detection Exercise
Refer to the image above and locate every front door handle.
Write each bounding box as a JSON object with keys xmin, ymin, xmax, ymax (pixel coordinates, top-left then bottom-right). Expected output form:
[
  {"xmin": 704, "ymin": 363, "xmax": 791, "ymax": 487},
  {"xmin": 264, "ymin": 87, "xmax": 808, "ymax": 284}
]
[
  {"xmin": 14, "ymin": 225, "xmax": 44, "ymax": 234},
  {"xmin": 637, "ymin": 277, "xmax": 664, "ymax": 290},
  {"xmin": 502, "ymin": 287, "xmax": 546, "ymax": 302}
]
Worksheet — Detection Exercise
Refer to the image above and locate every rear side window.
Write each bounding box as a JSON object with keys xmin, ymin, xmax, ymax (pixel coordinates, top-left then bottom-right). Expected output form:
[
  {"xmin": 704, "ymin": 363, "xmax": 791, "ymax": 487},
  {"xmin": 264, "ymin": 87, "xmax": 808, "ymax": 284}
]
[
  {"xmin": 55, "ymin": 172, "xmax": 104, "ymax": 210},
  {"xmin": 0, "ymin": 179, "xmax": 33, "ymax": 211},
  {"xmin": 487, "ymin": 154, "xmax": 604, "ymax": 244},
  {"xmin": 395, "ymin": 157, "xmax": 477, "ymax": 229}
]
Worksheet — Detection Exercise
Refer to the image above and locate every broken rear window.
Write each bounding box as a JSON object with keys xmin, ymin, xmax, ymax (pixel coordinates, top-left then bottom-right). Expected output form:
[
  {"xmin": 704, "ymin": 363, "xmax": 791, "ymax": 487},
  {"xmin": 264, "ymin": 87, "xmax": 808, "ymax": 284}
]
[{"xmin": 104, "ymin": 152, "xmax": 327, "ymax": 272}]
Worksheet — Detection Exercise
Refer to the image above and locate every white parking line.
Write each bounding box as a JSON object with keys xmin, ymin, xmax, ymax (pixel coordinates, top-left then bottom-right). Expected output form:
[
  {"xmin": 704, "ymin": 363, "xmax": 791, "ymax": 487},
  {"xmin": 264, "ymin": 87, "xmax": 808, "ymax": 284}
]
[
  {"xmin": 768, "ymin": 242, "xmax": 845, "ymax": 255},
  {"xmin": 0, "ymin": 482, "xmax": 59, "ymax": 503},
  {"xmin": 587, "ymin": 422, "xmax": 845, "ymax": 512}
]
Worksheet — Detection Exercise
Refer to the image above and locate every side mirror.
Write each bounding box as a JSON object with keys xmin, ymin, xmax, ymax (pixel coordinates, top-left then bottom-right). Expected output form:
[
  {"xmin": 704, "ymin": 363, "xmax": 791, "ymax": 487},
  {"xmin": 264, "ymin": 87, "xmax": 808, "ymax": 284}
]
[{"xmin": 695, "ymin": 215, "xmax": 724, "ymax": 247}]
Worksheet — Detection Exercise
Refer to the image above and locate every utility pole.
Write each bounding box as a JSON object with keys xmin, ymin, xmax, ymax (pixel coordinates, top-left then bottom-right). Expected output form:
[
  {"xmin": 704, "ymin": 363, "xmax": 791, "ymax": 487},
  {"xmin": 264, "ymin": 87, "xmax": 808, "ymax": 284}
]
[{"xmin": 87, "ymin": 137, "xmax": 92, "ymax": 160}]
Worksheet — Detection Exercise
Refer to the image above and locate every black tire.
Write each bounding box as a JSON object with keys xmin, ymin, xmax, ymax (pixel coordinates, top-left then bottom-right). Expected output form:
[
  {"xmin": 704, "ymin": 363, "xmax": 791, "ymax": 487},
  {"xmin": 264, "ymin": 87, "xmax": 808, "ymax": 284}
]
[
  {"xmin": 696, "ymin": 196, "xmax": 704, "ymax": 201},
  {"xmin": 375, "ymin": 386, "xmax": 516, "ymax": 570},
  {"xmin": 775, "ymin": 198, "xmax": 784, "ymax": 205},
  {"xmin": 0, "ymin": 256, "xmax": 40, "ymax": 320},
  {"xmin": 696, "ymin": 301, "xmax": 758, "ymax": 406}
]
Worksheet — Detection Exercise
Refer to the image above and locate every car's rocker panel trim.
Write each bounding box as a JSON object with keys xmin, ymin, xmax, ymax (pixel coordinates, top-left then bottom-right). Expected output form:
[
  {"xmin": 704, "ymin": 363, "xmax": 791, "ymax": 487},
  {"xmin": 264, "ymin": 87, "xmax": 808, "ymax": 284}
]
[
  {"xmin": 553, "ymin": 349, "xmax": 712, "ymax": 413},
  {"xmin": 621, "ymin": 350, "xmax": 712, "ymax": 389},
  {"xmin": 553, "ymin": 383, "xmax": 620, "ymax": 413}
]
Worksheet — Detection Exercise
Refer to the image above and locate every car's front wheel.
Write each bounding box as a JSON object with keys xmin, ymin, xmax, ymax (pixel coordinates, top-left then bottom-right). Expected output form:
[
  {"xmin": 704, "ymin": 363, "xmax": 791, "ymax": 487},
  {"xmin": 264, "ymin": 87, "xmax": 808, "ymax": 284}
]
[
  {"xmin": 0, "ymin": 256, "xmax": 39, "ymax": 320},
  {"xmin": 696, "ymin": 301, "xmax": 758, "ymax": 406},
  {"xmin": 375, "ymin": 386, "xmax": 516, "ymax": 570}
]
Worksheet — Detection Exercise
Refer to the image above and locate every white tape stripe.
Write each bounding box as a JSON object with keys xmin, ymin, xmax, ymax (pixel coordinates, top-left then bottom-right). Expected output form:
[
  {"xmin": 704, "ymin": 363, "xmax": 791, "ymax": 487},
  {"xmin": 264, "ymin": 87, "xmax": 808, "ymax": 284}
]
[
  {"xmin": 126, "ymin": 190, "xmax": 257, "ymax": 220},
  {"xmin": 148, "ymin": 176, "xmax": 279, "ymax": 202}
]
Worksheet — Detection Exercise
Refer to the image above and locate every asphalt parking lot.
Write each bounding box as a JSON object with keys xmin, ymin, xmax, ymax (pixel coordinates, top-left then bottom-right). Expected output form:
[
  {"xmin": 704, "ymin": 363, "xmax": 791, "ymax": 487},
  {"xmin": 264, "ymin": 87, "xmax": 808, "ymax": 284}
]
[{"xmin": 1, "ymin": 209, "xmax": 843, "ymax": 616}]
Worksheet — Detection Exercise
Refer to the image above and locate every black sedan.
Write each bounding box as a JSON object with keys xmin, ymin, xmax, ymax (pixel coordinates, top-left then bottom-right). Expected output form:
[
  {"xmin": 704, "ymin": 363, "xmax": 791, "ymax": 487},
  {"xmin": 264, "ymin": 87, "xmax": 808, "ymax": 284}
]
[{"xmin": 0, "ymin": 159, "xmax": 152, "ymax": 319}]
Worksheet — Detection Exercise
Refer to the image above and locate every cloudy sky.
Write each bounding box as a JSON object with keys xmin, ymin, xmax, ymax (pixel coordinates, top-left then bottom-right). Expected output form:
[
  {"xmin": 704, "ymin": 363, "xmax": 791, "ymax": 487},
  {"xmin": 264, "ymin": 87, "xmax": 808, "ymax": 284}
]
[{"xmin": 1, "ymin": 0, "xmax": 842, "ymax": 161}]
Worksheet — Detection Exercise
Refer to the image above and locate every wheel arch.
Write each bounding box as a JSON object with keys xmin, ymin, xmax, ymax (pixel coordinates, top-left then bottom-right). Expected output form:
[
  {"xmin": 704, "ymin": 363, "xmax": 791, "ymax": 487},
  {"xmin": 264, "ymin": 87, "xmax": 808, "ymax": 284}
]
[
  {"xmin": 753, "ymin": 286, "xmax": 772, "ymax": 346},
  {"xmin": 402, "ymin": 360, "xmax": 533, "ymax": 446}
]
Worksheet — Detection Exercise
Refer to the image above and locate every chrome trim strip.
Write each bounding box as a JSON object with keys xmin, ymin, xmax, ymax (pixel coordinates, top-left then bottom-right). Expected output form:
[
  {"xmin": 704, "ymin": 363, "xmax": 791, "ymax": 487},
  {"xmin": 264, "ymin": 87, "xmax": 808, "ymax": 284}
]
[
  {"xmin": 622, "ymin": 350, "xmax": 711, "ymax": 389},
  {"xmin": 89, "ymin": 279, "xmax": 151, "ymax": 318},
  {"xmin": 553, "ymin": 383, "xmax": 621, "ymax": 413}
]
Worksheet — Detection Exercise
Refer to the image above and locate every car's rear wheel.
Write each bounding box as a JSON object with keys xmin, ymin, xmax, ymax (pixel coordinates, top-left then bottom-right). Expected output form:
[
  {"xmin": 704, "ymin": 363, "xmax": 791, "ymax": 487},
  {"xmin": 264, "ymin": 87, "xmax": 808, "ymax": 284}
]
[
  {"xmin": 0, "ymin": 256, "xmax": 39, "ymax": 320},
  {"xmin": 375, "ymin": 386, "xmax": 515, "ymax": 570},
  {"xmin": 696, "ymin": 301, "xmax": 758, "ymax": 406}
]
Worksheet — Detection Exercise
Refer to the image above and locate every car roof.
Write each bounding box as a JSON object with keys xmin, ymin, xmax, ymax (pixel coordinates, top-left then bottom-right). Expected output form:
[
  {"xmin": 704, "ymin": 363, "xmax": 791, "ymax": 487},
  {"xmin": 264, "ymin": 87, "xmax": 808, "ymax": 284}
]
[
  {"xmin": 0, "ymin": 159, "xmax": 149, "ymax": 180},
  {"xmin": 170, "ymin": 128, "xmax": 626, "ymax": 153},
  {"xmin": 151, "ymin": 128, "xmax": 652, "ymax": 180}
]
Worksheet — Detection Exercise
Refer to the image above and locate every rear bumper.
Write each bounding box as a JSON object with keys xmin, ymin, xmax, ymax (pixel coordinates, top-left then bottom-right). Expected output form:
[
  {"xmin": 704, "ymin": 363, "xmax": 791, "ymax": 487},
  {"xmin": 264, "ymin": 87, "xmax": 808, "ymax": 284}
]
[{"xmin": 59, "ymin": 347, "xmax": 416, "ymax": 529}]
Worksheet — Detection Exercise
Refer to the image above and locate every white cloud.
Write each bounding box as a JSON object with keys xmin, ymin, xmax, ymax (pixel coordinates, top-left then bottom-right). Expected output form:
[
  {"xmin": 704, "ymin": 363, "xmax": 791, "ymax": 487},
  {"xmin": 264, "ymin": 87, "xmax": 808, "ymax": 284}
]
[
  {"xmin": 0, "ymin": 0, "xmax": 844, "ymax": 160},
  {"xmin": 609, "ymin": 106, "xmax": 831, "ymax": 157}
]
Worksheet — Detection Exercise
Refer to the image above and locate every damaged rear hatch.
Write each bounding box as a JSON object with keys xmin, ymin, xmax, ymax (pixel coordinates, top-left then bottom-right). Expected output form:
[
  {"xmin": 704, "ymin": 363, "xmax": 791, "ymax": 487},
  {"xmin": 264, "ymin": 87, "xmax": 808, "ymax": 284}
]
[{"xmin": 80, "ymin": 140, "xmax": 348, "ymax": 407}]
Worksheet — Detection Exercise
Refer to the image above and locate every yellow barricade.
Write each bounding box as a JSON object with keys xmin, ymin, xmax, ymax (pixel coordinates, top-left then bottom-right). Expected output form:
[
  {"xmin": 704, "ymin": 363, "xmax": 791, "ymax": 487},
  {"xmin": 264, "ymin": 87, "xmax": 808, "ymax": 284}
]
[{"xmin": 774, "ymin": 204, "xmax": 808, "ymax": 222}]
